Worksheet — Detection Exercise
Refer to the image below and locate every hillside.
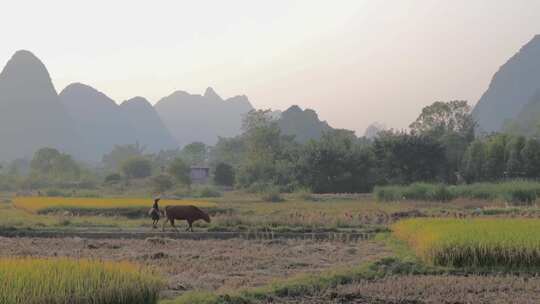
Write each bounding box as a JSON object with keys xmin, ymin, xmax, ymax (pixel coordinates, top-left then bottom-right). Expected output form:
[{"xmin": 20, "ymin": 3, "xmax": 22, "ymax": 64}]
[
  {"xmin": 59, "ymin": 83, "xmax": 137, "ymax": 160},
  {"xmin": 0, "ymin": 50, "xmax": 78, "ymax": 160},
  {"xmin": 473, "ymin": 35, "xmax": 540, "ymax": 132},
  {"xmin": 504, "ymin": 90, "xmax": 540, "ymax": 137},
  {"xmin": 120, "ymin": 97, "xmax": 177, "ymax": 152}
]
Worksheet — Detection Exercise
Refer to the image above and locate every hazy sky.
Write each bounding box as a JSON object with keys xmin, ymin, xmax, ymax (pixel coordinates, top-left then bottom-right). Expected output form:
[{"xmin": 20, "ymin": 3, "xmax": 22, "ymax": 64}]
[{"xmin": 2, "ymin": 0, "xmax": 540, "ymax": 134}]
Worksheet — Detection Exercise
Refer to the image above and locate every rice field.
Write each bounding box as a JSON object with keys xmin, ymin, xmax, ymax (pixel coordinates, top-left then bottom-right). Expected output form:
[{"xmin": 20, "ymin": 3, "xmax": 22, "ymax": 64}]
[
  {"xmin": 13, "ymin": 197, "xmax": 216, "ymax": 213},
  {"xmin": 392, "ymin": 218, "xmax": 540, "ymax": 268},
  {"xmin": 0, "ymin": 257, "xmax": 163, "ymax": 304}
]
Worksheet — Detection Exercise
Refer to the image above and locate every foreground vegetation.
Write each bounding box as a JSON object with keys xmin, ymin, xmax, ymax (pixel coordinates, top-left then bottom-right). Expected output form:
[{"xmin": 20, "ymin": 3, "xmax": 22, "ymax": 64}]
[
  {"xmin": 393, "ymin": 218, "xmax": 540, "ymax": 268},
  {"xmin": 161, "ymin": 257, "xmax": 437, "ymax": 304},
  {"xmin": 375, "ymin": 180, "xmax": 540, "ymax": 204},
  {"xmin": 0, "ymin": 257, "xmax": 163, "ymax": 304}
]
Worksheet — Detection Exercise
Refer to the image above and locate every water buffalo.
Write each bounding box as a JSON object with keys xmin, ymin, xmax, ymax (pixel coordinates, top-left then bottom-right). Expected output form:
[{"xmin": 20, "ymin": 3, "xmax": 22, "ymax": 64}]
[{"xmin": 162, "ymin": 205, "xmax": 211, "ymax": 232}]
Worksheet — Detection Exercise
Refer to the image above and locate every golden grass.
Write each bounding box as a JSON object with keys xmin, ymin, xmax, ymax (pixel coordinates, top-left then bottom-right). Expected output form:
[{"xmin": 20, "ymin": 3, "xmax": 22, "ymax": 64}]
[
  {"xmin": 13, "ymin": 197, "xmax": 216, "ymax": 213},
  {"xmin": 0, "ymin": 257, "xmax": 163, "ymax": 304},
  {"xmin": 392, "ymin": 218, "xmax": 540, "ymax": 268}
]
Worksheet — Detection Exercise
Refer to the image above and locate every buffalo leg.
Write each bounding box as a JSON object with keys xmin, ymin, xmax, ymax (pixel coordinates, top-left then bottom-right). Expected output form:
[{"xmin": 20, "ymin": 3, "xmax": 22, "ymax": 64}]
[
  {"xmin": 170, "ymin": 219, "xmax": 179, "ymax": 232},
  {"xmin": 162, "ymin": 218, "xmax": 173, "ymax": 232},
  {"xmin": 161, "ymin": 218, "xmax": 168, "ymax": 232}
]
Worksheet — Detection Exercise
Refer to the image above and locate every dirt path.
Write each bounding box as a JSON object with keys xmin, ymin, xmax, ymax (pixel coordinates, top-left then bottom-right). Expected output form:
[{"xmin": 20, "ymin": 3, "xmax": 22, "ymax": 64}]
[
  {"xmin": 0, "ymin": 229, "xmax": 373, "ymax": 241},
  {"xmin": 0, "ymin": 236, "xmax": 391, "ymax": 299},
  {"xmin": 273, "ymin": 275, "xmax": 540, "ymax": 304}
]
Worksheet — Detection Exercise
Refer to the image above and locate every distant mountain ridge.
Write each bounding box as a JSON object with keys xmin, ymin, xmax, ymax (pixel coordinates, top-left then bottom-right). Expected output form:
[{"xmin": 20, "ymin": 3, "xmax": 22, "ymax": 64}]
[
  {"xmin": 0, "ymin": 50, "xmax": 338, "ymax": 161},
  {"xmin": 59, "ymin": 83, "xmax": 178, "ymax": 160},
  {"xmin": 277, "ymin": 105, "xmax": 332, "ymax": 142},
  {"xmin": 60, "ymin": 83, "xmax": 135, "ymax": 160},
  {"xmin": 363, "ymin": 122, "xmax": 386, "ymax": 139},
  {"xmin": 473, "ymin": 35, "xmax": 540, "ymax": 132},
  {"xmin": 155, "ymin": 87, "xmax": 254, "ymax": 147}
]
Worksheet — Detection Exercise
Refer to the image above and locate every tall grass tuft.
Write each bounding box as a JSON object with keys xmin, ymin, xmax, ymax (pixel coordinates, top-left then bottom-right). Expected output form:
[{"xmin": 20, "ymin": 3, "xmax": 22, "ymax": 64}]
[
  {"xmin": 375, "ymin": 183, "xmax": 455, "ymax": 202},
  {"xmin": 0, "ymin": 257, "xmax": 163, "ymax": 304},
  {"xmin": 375, "ymin": 180, "xmax": 540, "ymax": 205},
  {"xmin": 392, "ymin": 218, "xmax": 540, "ymax": 268}
]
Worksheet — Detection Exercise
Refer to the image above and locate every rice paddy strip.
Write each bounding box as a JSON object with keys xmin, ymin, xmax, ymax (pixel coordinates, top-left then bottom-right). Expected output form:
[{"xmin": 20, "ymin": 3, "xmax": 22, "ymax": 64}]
[
  {"xmin": 0, "ymin": 257, "xmax": 163, "ymax": 304},
  {"xmin": 392, "ymin": 218, "xmax": 540, "ymax": 268},
  {"xmin": 13, "ymin": 197, "xmax": 216, "ymax": 213}
]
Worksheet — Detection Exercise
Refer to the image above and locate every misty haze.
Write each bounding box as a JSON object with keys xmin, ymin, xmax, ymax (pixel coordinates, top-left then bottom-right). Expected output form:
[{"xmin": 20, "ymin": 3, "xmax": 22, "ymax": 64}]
[{"xmin": 2, "ymin": 1, "xmax": 540, "ymax": 304}]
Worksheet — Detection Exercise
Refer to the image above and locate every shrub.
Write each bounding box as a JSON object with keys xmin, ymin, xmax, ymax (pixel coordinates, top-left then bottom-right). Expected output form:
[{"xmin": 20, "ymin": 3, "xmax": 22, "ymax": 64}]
[
  {"xmin": 401, "ymin": 183, "xmax": 431, "ymax": 200},
  {"xmin": 247, "ymin": 182, "xmax": 274, "ymax": 194},
  {"xmin": 168, "ymin": 158, "xmax": 191, "ymax": 186},
  {"xmin": 374, "ymin": 186, "xmax": 401, "ymax": 202},
  {"xmin": 375, "ymin": 180, "xmax": 540, "ymax": 204},
  {"xmin": 430, "ymin": 184, "xmax": 454, "ymax": 202},
  {"xmin": 214, "ymin": 163, "xmax": 235, "ymax": 187},
  {"xmin": 504, "ymin": 188, "xmax": 536, "ymax": 205},
  {"xmin": 196, "ymin": 186, "xmax": 222, "ymax": 198},
  {"xmin": 151, "ymin": 174, "xmax": 174, "ymax": 193},
  {"xmin": 294, "ymin": 187, "xmax": 315, "ymax": 201},
  {"xmin": 261, "ymin": 186, "xmax": 285, "ymax": 202},
  {"xmin": 104, "ymin": 173, "xmax": 122, "ymax": 184},
  {"xmin": 121, "ymin": 157, "xmax": 152, "ymax": 179},
  {"xmin": 45, "ymin": 189, "xmax": 69, "ymax": 197}
]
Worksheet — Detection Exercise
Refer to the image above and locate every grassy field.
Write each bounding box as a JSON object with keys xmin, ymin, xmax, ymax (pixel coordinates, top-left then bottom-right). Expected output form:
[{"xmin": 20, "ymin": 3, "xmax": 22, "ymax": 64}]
[
  {"xmin": 392, "ymin": 218, "xmax": 540, "ymax": 268},
  {"xmin": 0, "ymin": 190, "xmax": 531, "ymax": 232},
  {"xmin": 2, "ymin": 193, "xmax": 428, "ymax": 232},
  {"xmin": 0, "ymin": 257, "xmax": 163, "ymax": 304},
  {"xmin": 13, "ymin": 197, "xmax": 215, "ymax": 213}
]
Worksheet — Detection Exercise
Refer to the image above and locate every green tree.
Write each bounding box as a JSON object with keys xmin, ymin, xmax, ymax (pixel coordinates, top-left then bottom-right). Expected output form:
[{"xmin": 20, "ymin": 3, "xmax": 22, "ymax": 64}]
[
  {"xmin": 410, "ymin": 100, "xmax": 476, "ymax": 182},
  {"xmin": 214, "ymin": 163, "xmax": 235, "ymax": 186},
  {"xmin": 168, "ymin": 158, "xmax": 191, "ymax": 186},
  {"xmin": 209, "ymin": 136, "xmax": 246, "ymax": 168},
  {"xmin": 521, "ymin": 138, "xmax": 540, "ymax": 178},
  {"xmin": 483, "ymin": 134, "xmax": 508, "ymax": 180},
  {"xmin": 373, "ymin": 130, "xmax": 445, "ymax": 184},
  {"xmin": 505, "ymin": 136, "xmax": 526, "ymax": 178},
  {"xmin": 298, "ymin": 129, "xmax": 374, "ymax": 193},
  {"xmin": 30, "ymin": 148, "xmax": 80, "ymax": 180},
  {"xmin": 461, "ymin": 140, "xmax": 486, "ymax": 183},
  {"xmin": 104, "ymin": 173, "xmax": 122, "ymax": 184},
  {"xmin": 121, "ymin": 157, "xmax": 152, "ymax": 179},
  {"xmin": 102, "ymin": 143, "xmax": 145, "ymax": 170},
  {"xmin": 180, "ymin": 142, "xmax": 207, "ymax": 165},
  {"xmin": 236, "ymin": 110, "xmax": 298, "ymax": 189},
  {"xmin": 409, "ymin": 100, "xmax": 475, "ymax": 139},
  {"xmin": 31, "ymin": 148, "xmax": 61, "ymax": 175}
]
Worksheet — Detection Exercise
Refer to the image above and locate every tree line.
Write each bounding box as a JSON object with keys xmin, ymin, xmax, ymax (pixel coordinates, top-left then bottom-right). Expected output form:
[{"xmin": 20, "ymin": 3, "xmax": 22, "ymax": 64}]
[{"xmin": 3, "ymin": 100, "xmax": 540, "ymax": 194}]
